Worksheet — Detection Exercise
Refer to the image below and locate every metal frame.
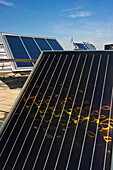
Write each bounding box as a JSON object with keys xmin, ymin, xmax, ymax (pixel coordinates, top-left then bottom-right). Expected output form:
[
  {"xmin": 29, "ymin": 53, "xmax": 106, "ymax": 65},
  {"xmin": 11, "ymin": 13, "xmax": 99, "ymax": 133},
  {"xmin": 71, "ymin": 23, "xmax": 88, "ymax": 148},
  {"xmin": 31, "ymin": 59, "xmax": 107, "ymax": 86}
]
[
  {"xmin": 0, "ymin": 59, "xmax": 37, "ymax": 62},
  {"xmin": 111, "ymin": 145, "xmax": 113, "ymax": 170},
  {"xmin": 0, "ymin": 32, "xmax": 58, "ymax": 42},
  {"xmin": 111, "ymin": 147, "xmax": 113, "ymax": 170}
]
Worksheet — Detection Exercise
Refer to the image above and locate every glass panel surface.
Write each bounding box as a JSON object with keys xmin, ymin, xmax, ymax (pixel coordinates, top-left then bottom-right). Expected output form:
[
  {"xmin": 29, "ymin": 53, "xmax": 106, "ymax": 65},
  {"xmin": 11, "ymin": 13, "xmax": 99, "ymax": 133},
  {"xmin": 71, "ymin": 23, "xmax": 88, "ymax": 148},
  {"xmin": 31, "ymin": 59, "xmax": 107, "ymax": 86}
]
[
  {"xmin": 21, "ymin": 37, "xmax": 41, "ymax": 59},
  {"xmin": 34, "ymin": 38, "xmax": 52, "ymax": 51},
  {"xmin": 76, "ymin": 43, "xmax": 87, "ymax": 50},
  {"xmin": 46, "ymin": 39, "xmax": 63, "ymax": 50},
  {"xmin": 85, "ymin": 44, "xmax": 96, "ymax": 50},
  {"xmin": 1, "ymin": 51, "xmax": 113, "ymax": 170},
  {"xmin": 5, "ymin": 35, "xmax": 33, "ymax": 67}
]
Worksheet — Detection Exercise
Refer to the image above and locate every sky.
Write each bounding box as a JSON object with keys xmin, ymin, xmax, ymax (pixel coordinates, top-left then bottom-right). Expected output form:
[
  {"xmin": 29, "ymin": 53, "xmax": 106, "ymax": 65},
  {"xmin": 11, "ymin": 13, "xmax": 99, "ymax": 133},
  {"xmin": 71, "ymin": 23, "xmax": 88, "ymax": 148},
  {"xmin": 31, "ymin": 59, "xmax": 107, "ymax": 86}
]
[{"xmin": 0, "ymin": 0, "xmax": 113, "ymax": 50}]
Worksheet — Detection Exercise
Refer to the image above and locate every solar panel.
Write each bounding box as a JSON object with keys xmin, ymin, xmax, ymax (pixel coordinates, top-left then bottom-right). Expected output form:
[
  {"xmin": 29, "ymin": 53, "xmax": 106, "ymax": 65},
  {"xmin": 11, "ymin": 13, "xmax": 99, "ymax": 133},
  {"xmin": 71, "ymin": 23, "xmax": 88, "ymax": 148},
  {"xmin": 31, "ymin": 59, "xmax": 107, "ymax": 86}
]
[
  {"xmin": 46, "ymin": 39, "xmax": 64, "ymax": 50},
  {"xmin": 4, "ymin": 35, "xmax": 33, "ymax": 67},
  {"xmin": 21, "ymin": 37, "xmax": 41, "ymax": 59},
  {"xmin": 1, "ymin": 33, "xmax": 63, "ymax": 71},
  {"xmin": 34, "ymin": 38, "xmax": 52, "ymax": 51},
  {"xmin": 75, "ymin": 43, "xmax": 87, "ymax": 50},
  {"xmin": 0, "ymin": 51, "xmax": 113, "ymax": 170},
  {"xmin": 84, "ymin": 43, "xmax": 96, "ymax": 50}
]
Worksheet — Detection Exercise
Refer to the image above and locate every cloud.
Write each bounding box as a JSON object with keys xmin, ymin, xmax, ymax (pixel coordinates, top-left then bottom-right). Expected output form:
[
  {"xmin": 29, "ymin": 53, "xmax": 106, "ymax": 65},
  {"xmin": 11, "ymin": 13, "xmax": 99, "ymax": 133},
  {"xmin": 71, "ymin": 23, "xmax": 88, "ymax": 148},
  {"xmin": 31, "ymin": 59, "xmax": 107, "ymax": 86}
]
[
  {"xmin": 0, "ymin": 0, "xmax": 13, "ymax": 7},
  {"xmin": 48, "ymin": 19, "xmax": 113, "ymax": 50},
  {"xmin": 62, "ymin": 7, "xmax": 83, "ymax": 13},
  {"xmin": 69, "ymin": 11, "xmax": 92, "ymax": 18}
]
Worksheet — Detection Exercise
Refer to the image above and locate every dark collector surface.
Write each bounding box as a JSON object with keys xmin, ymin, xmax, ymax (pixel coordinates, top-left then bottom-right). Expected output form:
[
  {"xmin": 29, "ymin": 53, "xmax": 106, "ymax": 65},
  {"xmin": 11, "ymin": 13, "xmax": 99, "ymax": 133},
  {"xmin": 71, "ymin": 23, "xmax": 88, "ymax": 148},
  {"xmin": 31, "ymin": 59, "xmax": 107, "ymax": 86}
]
[{"xmin": 0, "ymin": 51, "xmax": 113, "ymax": 170}]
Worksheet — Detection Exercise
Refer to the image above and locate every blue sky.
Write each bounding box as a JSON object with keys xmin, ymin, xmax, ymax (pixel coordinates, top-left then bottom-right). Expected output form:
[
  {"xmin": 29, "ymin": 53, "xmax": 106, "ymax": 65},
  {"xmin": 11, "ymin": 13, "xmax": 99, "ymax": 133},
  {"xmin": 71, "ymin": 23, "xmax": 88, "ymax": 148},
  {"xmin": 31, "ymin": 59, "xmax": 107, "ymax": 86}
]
[{"xmin": 0, "ymin": 0, "xmax": 113, "ymax": 49}]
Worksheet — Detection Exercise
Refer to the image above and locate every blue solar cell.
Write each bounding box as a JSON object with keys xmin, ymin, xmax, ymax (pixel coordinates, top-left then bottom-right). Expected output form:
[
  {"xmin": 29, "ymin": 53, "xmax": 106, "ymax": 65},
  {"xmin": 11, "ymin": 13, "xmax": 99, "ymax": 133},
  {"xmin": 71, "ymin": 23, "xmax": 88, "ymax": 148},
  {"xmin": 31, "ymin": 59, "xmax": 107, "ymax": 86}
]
[
  {"xmin": 5, "ymin": 35, "xmax": 33, "ymax": 67},
  {"xmin": 85, "ymin": 44, "xmax": 96, "ymax": 50},
  {"xmin": 34, "ymin": 38, "xmax": 52, "ymax": 51},
  {"xmin": 46, "ymin": 39, "xmax": 63, "ymax": 50},
  {"xmin": 76, "ymin": 43, "xmax": 87, "ymax": 50},
  {"xmin": 21, "ymin": 37, "xmax": 41, "ymax": 59}
]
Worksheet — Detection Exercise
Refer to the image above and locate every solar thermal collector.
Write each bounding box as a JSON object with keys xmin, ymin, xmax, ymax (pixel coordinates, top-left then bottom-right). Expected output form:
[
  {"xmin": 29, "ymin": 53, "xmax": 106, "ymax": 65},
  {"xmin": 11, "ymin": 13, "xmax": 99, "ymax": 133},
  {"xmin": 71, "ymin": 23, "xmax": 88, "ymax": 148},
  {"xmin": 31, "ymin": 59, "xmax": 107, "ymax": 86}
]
[{"xmin": 0, "ymin": 51, "xmax": 113, "ymax": 170}]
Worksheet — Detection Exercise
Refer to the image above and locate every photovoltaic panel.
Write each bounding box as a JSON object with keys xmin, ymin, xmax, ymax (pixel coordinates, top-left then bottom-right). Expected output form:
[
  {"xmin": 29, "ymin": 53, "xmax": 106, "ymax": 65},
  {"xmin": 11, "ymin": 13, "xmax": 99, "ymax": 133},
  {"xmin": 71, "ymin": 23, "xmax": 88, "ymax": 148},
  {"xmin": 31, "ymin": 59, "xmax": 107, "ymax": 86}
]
[
  {"xmin": 34, "ymin": 38, "xmax": 52, "ymax": 51},
  {"xmin": 1, "ymin": 33, "xmax": 63, "ymax": 71},
  {"xmin": 0, "ymin": 51, "xmax": 113, "ymax": 170},
  {"xmin": 46, "ymin": 39, "xmax": 64, "ymax": 50},
  {"xmin": 75, "ymin": 43, "xmax": 87, "ymax": 50},
  {"xmin": 84, "ymin": 43, "xmax": 96, "ymax": 50},
  {"xmin": 21, "ymin": 37, "xmax": 41, "ymax": 59},
  {"xmin": 4, "ymin": 35, "xmax": 33, "ymax": 67}
]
